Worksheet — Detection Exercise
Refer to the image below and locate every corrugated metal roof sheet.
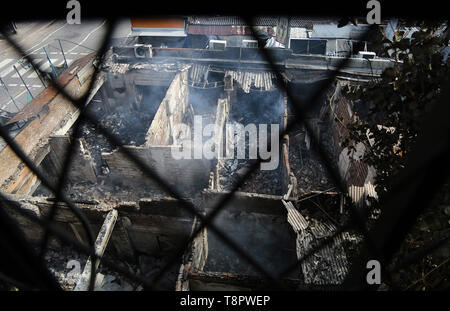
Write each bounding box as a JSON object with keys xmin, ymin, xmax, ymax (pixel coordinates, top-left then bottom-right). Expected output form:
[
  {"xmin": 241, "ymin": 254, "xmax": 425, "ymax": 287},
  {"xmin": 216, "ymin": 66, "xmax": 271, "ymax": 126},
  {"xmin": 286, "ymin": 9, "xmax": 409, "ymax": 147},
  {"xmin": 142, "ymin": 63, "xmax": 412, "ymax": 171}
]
[
  {"xmin": 187, "ymin": 16, "xmax": 279, "ymax": 26},
  {"xmin": 105, "ymin": 60, "xmax": 190, "ymax": 75},
  {"xmin": 330, "ymin": 81, "xmax": 379, "ymax": 208},
  {"xmin": 224, "ymin": 70, "xmax": 276, "ymax": 93},
  {"xmin": 282, "ymin": 200, "xmax": 309, "ymax": 231},
  {"xmin": 282, "ymin": 199, "xmax": 361, "ymax": 285},
  {"xmin": 108, "ymin": 62, "xmax": 130, "ymax": 74},
  {"xmin": 187, "ymin": 16, "xmax": 338, "ymax": 27},
  {"xmin": 289, "ymin": 17, "xmax": 338, "ymax": 28},
  {"xmin": 185, "ymin": 64, "xmax": 276, "ymax": 91},
  {"xmin": 296, "ymin": 218, "xmax": 355, "ymax": 285},
  {"xmin": 186, "ymin": 25, "xmax": 273, "ymax": 36},
  {"xmin": 190, "ymin": 63, "xmax": 209, "ymax": 83},
  {"xmin": 348, "ymin": 183, "xmax": 378, "ymax": 207}
]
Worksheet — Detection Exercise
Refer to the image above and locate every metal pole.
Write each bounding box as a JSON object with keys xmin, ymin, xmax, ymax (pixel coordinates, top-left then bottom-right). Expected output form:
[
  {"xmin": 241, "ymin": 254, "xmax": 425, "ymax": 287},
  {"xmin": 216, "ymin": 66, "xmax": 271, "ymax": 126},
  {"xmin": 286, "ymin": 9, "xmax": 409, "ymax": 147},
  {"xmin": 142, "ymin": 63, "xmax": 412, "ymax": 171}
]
[
  {"xmin": 43, "ymin": 47, "xmax": 58, "ymax": 78},
  {"xmin": 21, "ymin": 53, "xmax": 46, "ymax": 87},
  {"xmin": 33, "ymin": 63, "xmax": 46, "ymax": 87},
  {"xmin": 13, "ymin": 65, "xmax": 33, "ymax": 99},
  {"xmin": 58, "ymin": 39, "xmax": 68, "ymax": 69},
  {"xmin": 0, "ymin": 76, "xmax": 21, "ymax": 112}
]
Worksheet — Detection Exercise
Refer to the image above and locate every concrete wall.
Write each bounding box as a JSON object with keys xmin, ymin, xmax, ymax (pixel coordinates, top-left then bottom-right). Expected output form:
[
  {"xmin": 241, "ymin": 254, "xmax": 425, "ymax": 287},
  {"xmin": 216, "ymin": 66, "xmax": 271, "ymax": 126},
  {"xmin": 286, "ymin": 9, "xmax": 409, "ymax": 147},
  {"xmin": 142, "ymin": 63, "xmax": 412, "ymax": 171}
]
[
  {"xmin": 145, "ymin": 70, "xmax": 192, "ymax": 146},
  {"xmin": 40, "ymin": 136, "xmax": 97, "ymax": 185},
  {"xmin": 2, "ymin": 190, "xmax": 300, "ymax": 290},
  {"xmin": 102, "ymin": 145, "xmax": 211, "ymax": 194},
  {"xmin": 175, "ymin": 190, "xmax": 302, "ymax": 290},
  {"xmin": 201, "ymin": 190, "xmax": 298, "ymax": 278},
  {"xmin": 101, "ymin": 70, "xmax": 220, "ymax": 196},
  {"xmin": 213, "ymin": 97, "xmax": 230, "ymax": 190},
  {"xmin": 281, "ymin": 92, "xmax": 298, "ymax": 199},
  {"xmin": 1, "ymin": 193, "xmax": 195, "ymax": 262}
]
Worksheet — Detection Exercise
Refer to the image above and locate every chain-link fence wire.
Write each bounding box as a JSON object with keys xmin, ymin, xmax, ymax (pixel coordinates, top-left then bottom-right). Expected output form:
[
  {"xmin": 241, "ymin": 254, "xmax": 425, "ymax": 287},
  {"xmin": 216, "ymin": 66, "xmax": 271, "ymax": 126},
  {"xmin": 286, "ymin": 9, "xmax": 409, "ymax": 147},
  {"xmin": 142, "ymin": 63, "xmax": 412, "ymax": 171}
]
[
  {"xmin": 0, "ymin": 190, "xmax": 163, "ymax": 289},
  {"xmin": 0, "ymin": 20, "xmax": 121, "ymax": 290},
  {"xmin": 148, "ymin": 21, "xmax": 387, "ymax": 289},
  {"xmin": 242, "ymin": 18, "xmax": 402, "ymax": 290},
  {"xmin": 0, "ymin": 16, "xmax": 448, "ymax": 290},
  {"xmin": 0, "ymin": 18, "xmax": 287, "ymax": 290},
  {"xmin": 0, "ymin": 18, "xmax": 426, "ymax": 290},
  {"xmin": 343, "ymin": 72, "xmax": 450, "ymax": 289},
  {"xmin": 0, "ymin": 193, "xmax": 62, "ymax": 290},
  {"xmin": 37, "ymin": 20, "xmax": 117, "ymax": 291}
]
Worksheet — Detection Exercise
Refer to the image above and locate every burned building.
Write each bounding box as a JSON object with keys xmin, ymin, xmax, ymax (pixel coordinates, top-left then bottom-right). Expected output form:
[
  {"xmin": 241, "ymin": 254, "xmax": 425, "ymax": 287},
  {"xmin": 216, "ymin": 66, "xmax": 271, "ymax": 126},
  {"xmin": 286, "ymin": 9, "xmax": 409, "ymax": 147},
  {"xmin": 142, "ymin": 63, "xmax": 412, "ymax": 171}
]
[{"xmin": 0, "ymin": 16, "xmax": 394, "ymax": 291}]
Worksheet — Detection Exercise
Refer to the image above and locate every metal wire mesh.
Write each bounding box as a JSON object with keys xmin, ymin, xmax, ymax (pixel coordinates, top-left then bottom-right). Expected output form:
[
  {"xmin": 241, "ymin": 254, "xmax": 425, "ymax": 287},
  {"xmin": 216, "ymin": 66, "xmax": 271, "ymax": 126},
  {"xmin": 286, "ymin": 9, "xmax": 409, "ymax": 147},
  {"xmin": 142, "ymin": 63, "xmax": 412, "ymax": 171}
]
[{"xmin": 0, "ymin": 16, "xmax": 448, "ymax": 291}]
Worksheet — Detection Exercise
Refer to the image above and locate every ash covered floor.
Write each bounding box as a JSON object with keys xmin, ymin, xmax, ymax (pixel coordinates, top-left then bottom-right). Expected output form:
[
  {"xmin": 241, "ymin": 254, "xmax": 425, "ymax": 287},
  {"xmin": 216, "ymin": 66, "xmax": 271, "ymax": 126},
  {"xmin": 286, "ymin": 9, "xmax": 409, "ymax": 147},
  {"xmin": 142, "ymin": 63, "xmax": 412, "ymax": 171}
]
[
  {"xmin": 15, "ymin": 58, "xmax": 362, "ymax": 291},
  {"xmin": 218, "ymin": 89, "xmax": 284, "ymax": 195},
  {"xmin": 41, "ymin": 246, "xmax": 141, "ymax": 291}
]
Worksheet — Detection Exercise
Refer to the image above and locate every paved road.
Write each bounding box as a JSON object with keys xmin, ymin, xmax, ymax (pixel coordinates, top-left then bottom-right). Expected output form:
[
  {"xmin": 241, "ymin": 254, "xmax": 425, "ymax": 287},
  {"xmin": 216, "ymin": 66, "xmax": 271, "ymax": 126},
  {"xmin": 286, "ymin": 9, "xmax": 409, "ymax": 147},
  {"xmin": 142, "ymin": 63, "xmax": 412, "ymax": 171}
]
[{"xmin": 0, "ymin": 18, "xmax": 131, "ymax": 114}]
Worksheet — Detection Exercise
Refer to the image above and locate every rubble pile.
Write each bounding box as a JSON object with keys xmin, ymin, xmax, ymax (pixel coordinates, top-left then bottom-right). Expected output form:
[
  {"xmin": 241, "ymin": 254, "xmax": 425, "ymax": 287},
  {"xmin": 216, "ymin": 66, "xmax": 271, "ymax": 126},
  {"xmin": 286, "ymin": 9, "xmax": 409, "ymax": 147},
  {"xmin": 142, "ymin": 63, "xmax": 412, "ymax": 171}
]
[
  {"xmin": 33, "ymin": 173, "xmax": 168, "ymax": 202},
  {"xmin": 239, "ymin": 165, "xmax": 282, "ymax": 195},
  {"xmin": 42, "ymin": 246, "xmax": 142, "ymax": 291},
  {"xmin": 289, "ymin": 130, "xmax": 336, "ymax": 195},
  {"xmin": 218, "ymin": 159, "xmax": 282, "ymax": 195},
  {"xmin": 66, "ymin": 181, "xmax": 168, "ymax": 202},
  {"xmin": 32, "ymin": 96, "xmax": 168, "ymax": 201},
  {"xmin": 217, "ymin": 94, "xmax": 283, "ymax": 195},
  {"xmin": 80, "ymin": 101, "xmax": 154, "ymax": 174},
  {"xmin": 138, "ymin": 254, "xmax": 180, "ymax": 290},
  {"xmin": 217, "ymin": 123, "xmax": 282, "ymax": 195}
]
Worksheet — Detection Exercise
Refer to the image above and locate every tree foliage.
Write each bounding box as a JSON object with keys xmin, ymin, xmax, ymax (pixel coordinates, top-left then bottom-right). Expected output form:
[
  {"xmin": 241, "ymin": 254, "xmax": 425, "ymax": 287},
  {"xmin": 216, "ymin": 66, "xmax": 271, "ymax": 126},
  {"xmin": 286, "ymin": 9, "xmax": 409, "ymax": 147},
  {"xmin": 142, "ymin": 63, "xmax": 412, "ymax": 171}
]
[{"xmin": 343, "ymin": 20, "xmax": 449, "ymax": 199}]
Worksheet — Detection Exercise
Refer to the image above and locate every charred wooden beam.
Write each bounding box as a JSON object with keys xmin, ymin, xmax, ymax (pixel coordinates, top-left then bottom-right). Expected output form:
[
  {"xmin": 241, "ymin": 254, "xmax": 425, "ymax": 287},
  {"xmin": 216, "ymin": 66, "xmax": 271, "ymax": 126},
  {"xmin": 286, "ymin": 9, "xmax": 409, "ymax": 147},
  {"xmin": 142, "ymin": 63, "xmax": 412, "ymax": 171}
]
[
  {"xmin": 74, "ymin": 209, "xmax": 118, "ymax": 291},
  {"xmin": 188, "ymin": 270, "xmax": 301, "ymax": 290}
]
